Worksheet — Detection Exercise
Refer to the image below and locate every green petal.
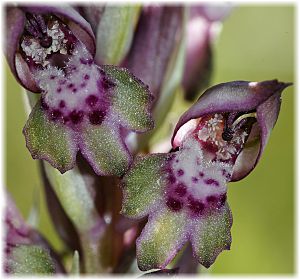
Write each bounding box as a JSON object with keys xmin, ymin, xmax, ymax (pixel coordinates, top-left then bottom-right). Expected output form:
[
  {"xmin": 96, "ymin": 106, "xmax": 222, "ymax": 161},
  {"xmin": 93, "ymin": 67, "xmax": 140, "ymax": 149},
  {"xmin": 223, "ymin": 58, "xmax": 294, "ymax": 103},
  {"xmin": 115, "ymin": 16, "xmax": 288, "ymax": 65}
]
[
  {"xmin": 23, "ymin": 100, "xmax": 78, "ymax": 173},
  {"xmin": 8, "ymin": 245, "xmax": 55, "ymax": 275},
  {"xmin": 102, "ymin": 65, "xmax": 154, "ymax": 132},
  {"xmin": 136, "ymin": 208, "xmax": 188, "ymax": 271},
  {"xmin": 80, "ymin": 122, "xmax": 131, "ymax": 176},
  {"xmin": 95, "ymin": 6, "xmax": 141, "ymax": 65},
  {"xmin": 190, "ymin": 203, "xmax": 232, "ymax": 268},
  {"xmin": 121, "ymin": 153, "xmax": 170, "ymax": 218}
]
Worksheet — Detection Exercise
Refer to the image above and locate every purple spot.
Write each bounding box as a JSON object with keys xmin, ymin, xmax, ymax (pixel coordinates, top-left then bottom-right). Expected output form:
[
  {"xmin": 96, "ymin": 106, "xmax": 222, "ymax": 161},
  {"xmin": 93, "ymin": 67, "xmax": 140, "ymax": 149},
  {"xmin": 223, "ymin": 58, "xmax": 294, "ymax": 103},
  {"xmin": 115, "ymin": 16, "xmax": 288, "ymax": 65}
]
[
  {"xmin": 5, "ymin": 246, "xmax": 11, "ymax": 254},
  {"xmin": 68, "ymin": 83, "xmax": 74, "ymax": 89},
  {"xmin": 199, "ymin": 172, "xmax": 204, "ymax": 177},
  {"xmin": 80, "ymin": 57, "xmax": 93, "ymax": 65},
  {"xmin": 169, "ymin": 153, "xmax": 176, "ymax": 160},
  {"xmin": 50, "ymin": 75, "xmax": 56, "ymax": 80},
  {"xmin": 57, "ymin": 87, "xmax": 62, "ymax": 93},
  {"xmin": 86, "ymin": 95, "xmax": 98, "ymax": 107},
  {"xmin": 167, "ymin": 175, "xmax": 176, "ymax": 184},
  {"xmin": 206, "ymin": 195, "xmax": 217, "ymax": 203},
  {"xmin": 49, "ymin": 109, "xmax": 62, "ymax": 121},
  {"xmin": 63, "ymin": 116, "xmax": 70, "ymax": 124},
  {"xmin": 166, "ymin": 197, "xmax": 182, "ymax": 212},
  {"xmin": 219, "ymin": 193, "xmax": 227, "ymax": 206},
  {"xmin": 176, "ymin": 159, "xmax": 179, "ymax": 163},
  {"xmin": 89, "ymin": 110, "xmax": 105, "ymax": 125},
  {"xmin": 41, "ymin": 99, "xmax": 49, "ymax": 110},
  {"xmin": 164, "ymin": 167, "xmax": 172, "ymax": 174},
  {"xmin": 70, "ymin": 110, "xmax": 84, "ymax": 124},
  {"xmin": 84, "ymin": 74, "xmax": 90, "ymax": 80},
  {"xmin": 204, "ymin": 178, "xmax": 219, "ymax": 187},
  {"xmin": 80, "ymin": 82, "xmax": 87, "ymax": 88},
  {"xmin": 192, "ymin": 177, "xmax": 198, "ymax": 183},
  {"xmin": 59, "ymin": 100, "xmax": 65, "ymax": 108},
  {"xmin": 72, "ymin": 88, "xmax": 77, "ymax": 93},
  {"xmin": 101, "ymin": 76, "xmax": 115, "ymax": 90},
  {"xmin": 188, "ymin": 197, "xmax": 205, "ymax": 215},
  {"xmin": 222, "ymin": 169, "xmax": 231, "ymax": 180},
  {"xmin": 177, "ymin": 169, "xmax": 184, "ymax": 176},
  {"xmin": 175, "ymin": 183, "xmax": 187, "ymax": 196},
  {"xmin": 69, "ymin": 65, "xmax": 77, "ymax": 72},
  {"xmin": 59, "ymin": 79, "xmax": 66, "ymax": 85}
]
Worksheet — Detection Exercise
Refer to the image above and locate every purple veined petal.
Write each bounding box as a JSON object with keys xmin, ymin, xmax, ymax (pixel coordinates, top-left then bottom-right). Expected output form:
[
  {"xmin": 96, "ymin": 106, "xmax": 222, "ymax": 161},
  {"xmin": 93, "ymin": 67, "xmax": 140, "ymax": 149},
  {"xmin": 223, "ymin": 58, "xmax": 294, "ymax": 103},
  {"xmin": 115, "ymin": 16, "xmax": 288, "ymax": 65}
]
[
  {"xmin": 172, "ymin": 80, "xmax": 291, "ymax": 181},
  {"xmin": 5, "ymin": 5, "xmax": 95, "ymax": 93}
]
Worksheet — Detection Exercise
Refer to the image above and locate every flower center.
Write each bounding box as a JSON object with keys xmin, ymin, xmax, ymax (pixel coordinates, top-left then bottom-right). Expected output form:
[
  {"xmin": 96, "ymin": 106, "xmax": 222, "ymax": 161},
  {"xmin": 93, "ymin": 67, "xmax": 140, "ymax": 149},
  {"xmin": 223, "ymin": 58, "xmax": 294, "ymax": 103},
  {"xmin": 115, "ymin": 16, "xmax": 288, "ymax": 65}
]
[
  {"xmin": 222, "ymin": 112, "xmax": 257, "ymax": 142},
  {"xmin": 195, "ymin": 113, "xmax": 254, "ymax": 162},
  {"xmin": 21, "ymin": 13, "xmax": 72, "ymax": 67}
]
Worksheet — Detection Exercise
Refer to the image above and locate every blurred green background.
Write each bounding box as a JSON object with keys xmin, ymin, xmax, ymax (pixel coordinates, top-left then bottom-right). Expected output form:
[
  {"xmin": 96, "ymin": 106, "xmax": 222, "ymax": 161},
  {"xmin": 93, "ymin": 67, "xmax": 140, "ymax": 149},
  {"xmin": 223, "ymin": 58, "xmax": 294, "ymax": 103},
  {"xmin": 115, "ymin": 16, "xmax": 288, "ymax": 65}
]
[{"xmin": 5, "ymin": 5, "xmax": 294, "ymax": 274}]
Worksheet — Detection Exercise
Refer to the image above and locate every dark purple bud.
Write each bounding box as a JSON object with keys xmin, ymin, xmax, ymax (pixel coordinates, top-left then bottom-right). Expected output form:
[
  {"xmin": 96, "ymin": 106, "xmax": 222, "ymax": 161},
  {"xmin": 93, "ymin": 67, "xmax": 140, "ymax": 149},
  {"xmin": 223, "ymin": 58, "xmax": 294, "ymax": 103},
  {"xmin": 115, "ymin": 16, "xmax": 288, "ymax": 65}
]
[
  {"xmin": 182, "ymin": 5, "xmax": 232, "ymax": 101},
  {"xmin": 124, "ymin": 6, "xmax": 184, "ymax": 102}
]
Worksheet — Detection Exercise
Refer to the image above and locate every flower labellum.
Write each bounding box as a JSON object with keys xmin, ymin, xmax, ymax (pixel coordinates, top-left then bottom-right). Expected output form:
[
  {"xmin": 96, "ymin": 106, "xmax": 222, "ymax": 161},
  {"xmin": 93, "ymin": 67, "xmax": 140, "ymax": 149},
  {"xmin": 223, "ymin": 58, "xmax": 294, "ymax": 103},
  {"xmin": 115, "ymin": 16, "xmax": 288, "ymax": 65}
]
[
  {"xmin": 121, "ymin": 79, "xmax": 291, "ymax": 270},
  {"xmin": 5, "ymin": 6, "xmax": 154, "ymax": 176}
]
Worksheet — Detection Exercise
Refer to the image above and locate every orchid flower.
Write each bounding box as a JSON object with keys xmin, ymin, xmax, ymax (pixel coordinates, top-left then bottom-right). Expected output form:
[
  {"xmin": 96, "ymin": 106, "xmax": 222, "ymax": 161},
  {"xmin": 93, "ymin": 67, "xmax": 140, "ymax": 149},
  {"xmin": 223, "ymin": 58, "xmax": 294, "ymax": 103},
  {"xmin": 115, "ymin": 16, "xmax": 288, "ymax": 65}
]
[
  {"xmin": 121, "ymin": 79, "xmax": 291, "ymax": 270},
  {"xmin": 4, "ymin": 193, "xmax": 64, "ymax": 274},
  {"xmin": 5, "ymin": 5, "xmax": 154, "ymax": 176}
]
